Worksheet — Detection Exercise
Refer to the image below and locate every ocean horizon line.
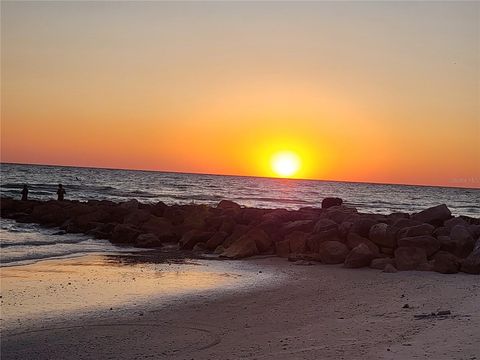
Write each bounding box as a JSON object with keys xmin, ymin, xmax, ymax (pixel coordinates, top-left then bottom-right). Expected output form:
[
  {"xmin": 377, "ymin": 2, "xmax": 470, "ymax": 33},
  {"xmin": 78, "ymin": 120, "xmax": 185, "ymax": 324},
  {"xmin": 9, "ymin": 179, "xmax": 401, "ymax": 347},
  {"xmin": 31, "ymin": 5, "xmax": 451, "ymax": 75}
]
[{"xmin": 1, "ymin": 161, "xmax": 479, "ymax": 192}]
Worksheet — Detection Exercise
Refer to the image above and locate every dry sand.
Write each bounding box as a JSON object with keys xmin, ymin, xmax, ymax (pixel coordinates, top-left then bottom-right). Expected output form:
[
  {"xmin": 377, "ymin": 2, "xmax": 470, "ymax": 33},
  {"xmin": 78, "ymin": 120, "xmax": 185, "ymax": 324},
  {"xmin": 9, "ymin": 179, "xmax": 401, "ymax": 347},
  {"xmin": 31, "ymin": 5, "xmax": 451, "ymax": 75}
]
[{"xmin": 1, "ymin": 254, "xmax": 479, "ymax": 360}]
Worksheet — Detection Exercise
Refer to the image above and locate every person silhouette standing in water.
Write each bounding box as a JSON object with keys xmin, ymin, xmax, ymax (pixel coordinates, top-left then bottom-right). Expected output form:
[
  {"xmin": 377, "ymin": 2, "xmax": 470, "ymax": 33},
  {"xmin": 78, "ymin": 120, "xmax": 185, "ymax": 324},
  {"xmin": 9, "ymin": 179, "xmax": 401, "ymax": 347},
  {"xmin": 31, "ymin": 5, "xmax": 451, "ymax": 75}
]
[
  {"xmin": 57, "ymin": 184, "xmax": 66, "ymax": 201},
  {"xmin": 21, "ymin": 184, "xmax": 29, "ymax": 201}
]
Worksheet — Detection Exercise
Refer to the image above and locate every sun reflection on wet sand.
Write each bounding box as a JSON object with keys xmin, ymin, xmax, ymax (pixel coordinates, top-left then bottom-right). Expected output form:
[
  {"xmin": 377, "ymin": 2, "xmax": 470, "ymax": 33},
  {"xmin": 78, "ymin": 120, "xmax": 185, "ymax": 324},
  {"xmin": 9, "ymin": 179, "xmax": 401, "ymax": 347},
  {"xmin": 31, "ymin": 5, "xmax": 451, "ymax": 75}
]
[{"xmin": 0, "ymin": 254, "xmax": 244, "ymax": 328}]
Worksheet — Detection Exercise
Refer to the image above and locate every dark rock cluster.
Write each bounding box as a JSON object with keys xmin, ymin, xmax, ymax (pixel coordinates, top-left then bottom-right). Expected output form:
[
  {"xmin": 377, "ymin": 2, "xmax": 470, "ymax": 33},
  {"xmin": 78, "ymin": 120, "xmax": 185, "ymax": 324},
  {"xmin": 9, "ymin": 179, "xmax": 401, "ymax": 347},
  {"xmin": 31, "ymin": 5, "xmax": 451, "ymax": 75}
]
[{"xmin": 1, "ymin": 197, "xmax": 479, "ymax": 274}]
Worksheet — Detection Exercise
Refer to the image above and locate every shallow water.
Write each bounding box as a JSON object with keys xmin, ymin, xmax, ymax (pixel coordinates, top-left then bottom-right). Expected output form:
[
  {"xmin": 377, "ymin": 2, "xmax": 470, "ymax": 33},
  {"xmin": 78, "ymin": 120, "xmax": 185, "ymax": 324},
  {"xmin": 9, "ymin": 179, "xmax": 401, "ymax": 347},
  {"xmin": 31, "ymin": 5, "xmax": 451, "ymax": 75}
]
[{"xmin": 0, "ymin": 218, "xmax": 137, "ymax": 266}]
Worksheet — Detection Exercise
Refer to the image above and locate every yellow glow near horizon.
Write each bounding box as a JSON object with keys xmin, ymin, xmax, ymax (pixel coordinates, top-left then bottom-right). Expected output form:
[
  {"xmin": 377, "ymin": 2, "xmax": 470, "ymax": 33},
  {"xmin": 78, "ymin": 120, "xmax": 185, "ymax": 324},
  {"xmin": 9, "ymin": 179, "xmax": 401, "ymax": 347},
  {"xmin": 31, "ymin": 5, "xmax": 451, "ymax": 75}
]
[{"xmin": 271, "ymin": 151, "xmax": 301, "ymax": 178}]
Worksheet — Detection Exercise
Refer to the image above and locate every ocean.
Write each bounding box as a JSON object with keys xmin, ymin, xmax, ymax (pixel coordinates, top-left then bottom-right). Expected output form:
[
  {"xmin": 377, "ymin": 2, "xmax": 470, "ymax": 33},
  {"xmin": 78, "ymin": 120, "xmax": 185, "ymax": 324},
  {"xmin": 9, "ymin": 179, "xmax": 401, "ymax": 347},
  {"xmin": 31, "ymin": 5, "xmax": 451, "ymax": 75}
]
[{"xmin": 1, "ymin": 163, "xmax": 479, "ymax": 265}]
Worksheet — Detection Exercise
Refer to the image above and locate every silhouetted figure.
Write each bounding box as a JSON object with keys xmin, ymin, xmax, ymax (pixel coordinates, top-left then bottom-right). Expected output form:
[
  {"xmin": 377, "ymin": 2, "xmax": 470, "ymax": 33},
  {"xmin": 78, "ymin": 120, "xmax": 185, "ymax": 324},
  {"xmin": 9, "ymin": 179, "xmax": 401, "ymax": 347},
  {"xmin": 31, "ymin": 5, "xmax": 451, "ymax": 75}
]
[
  {"xmin": 57, "ymin": 184, "xmax": 66, "ymax": 201},
  {"xmin": 21, "ymin": 185, "xmax": 29, "ymax": 201}
]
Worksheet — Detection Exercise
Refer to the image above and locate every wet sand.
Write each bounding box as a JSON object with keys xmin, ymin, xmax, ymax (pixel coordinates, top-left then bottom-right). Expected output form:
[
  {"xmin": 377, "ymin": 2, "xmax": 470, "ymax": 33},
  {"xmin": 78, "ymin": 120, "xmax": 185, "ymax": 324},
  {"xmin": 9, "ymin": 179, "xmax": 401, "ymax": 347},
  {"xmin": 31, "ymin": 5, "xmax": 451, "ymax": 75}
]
[{"xmin": 1, "ymin": 255, "xmax": 479, "ymax": 359}]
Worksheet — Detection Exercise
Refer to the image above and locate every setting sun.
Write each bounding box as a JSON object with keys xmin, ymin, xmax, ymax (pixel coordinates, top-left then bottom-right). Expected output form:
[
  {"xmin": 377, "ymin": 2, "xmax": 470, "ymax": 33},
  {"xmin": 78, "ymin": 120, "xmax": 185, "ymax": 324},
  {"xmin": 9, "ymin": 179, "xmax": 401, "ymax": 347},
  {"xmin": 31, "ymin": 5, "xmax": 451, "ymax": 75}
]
[{"xmin": 271, "ymin": 151, "xmax": 301, "ymax": 178}]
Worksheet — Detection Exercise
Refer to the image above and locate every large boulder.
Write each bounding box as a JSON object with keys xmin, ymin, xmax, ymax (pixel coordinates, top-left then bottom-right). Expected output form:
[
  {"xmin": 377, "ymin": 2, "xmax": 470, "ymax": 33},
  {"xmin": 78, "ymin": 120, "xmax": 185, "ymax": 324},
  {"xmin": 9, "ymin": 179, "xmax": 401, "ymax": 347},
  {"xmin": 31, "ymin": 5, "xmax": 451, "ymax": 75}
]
[
  {"xmin": 244, "ymin": 228, "xmax": 273, "ymax": 253},
  {"xmin": 111, "ymin": 224, "xmax": 140, "ymax": 244},
  {"xmin": 205, "ymin": 231, "xmax": 228, "ymax": 250},
  {"xmin": 31, "ymin": 203, "xmax": 68, "ymax": 225},
  {"xmin": 369, "ymin": 223, "xmax": 397, "ymax": 248},
  {"xmin": 322, "ymin": 206, "xmax": 358, "ymax": 224},
  {"xmin": 149, "ymin": 201, "xmax": 167, "ymax": 217},
  {"xmin": 411, "ymin": 204, "xmax": 451, "ymax": 226},
  {"xmin": 394, "ymin": 247, "xmax": 428, "ymax": 271},
  {"xmin": 433, "ymin": 227, "xmax": 450, "ymax": 237},
  {"xmin": 73, "ymin": 209, "xmax": 110, "ymax": 231},
  {"xmin": 86, "ymin": 222, "xmax": 115, "ymax": 239},
  {"xmin": 179, "ymin": 230, "xmax": 214, "ymax": 250},
  {"xmin": 469, "ymin": 224, "xmax": 480, "ymax": 239},
  {"xmin": 261, "ymin": 208, "xmax": 292, "ymax": 223},
  {"xmin": 397, "ymin": 223, "xmax": 435, "ymax": 239},
  {"xmin": 346, "ymin": 232, "xmax": 379, "ymax": 254},
  {"xmin": 275, "ymin": 239, "xmax": 290, "ymax": 257},
  {"xmin": 217, "ymin": 199, "xmax": 241, "ymax": 211},
  {"xmin": 306, "ymin": 228, "xmax": 341, "ymax": 253},
  {"xmin": 338, "ymin": 221, "xmax": 353, "ymax": 239},
  {"xmin": 283, "ymin": 220, "xmax": 315, "ymax": 234},
  {"xmin": 135, "ymin": 233, "xmax": 162, "ymax": 248},
  {"xmin": 385, "ymin": 212, "xmax": 409, "ymax": 224},
  {"xmin": 397, "ymin": 235, "xmax": 440, "ymax": 257},
  {"xmin": 285, "ymin": 231, "xmax": 308, "ymax": 254},
  {"xmin": 218, "ymin": 216, "xmax": 236, "ymax": 234},
  {"xmin": 123, "ymin": 209, "xmax": 151, "ymax": 227},
  {"xmin": 141, "ymin": 216, "xmax": 176, "ymax": 242},
  {"xmin": 349, "ymin": 218, "xmax": 378, "ymax": 238},
  {"xmin": 120, "ymin": 199, "xmax": 139, "ymax": 210},
  {"xmin": 448, "ymin": 225, "xmax": 475, "ymax": 258},
  {"xmin": 237, "ymin": 208, "xmax": 267, "ymax": 225},
  {"xmin": 163, "ymin": 206, "xmax": 185, "ymax": 225},
  {"xmin": 0, "ymin": 197, "xmax": 15, "ymax": 213},
  {"xmin": 297, "ymin": 207, "xmax": 323, "ymax": 220},
  {"xmin": 461, "ymin": 240, "xmax": 480, "ymax": 274},
  {"xmin": 321, "ymin": 197, "xmax": 343, "ymax": 209},
  {"xmin": 221, "ymin": 236, "xmax": 259, "ymax": 259},
  {"xmin": 223, "ymin": 224, "xmax": 250, "ymax": 248},
  {"xmin": 391, "ymin": 218, "xmax": 421, "ymax": 229},
  {"xmin": 432, "ymin": 252, "xmax": 461, "ymax": 274},
  {"xmin": 204, "ymin": 215, "xmax": 228, "ymax": 231},
  {"xmin": 318, "ymin": 241, "xmax": 349, "ymax": 264},
  {"xmin": 444, "ymin": 217, "xmax": 469, "ymax": 231},
  {"xmin": 313, "ymin": 219, "xmax": 338, "ymax": 233},
  {"xmin": 344, "ymin": 243, "xmax": 376, "ymax": 268},
  {"xmin": 182, "ymin": 205, "xmax": 211, "ymax": 230}
]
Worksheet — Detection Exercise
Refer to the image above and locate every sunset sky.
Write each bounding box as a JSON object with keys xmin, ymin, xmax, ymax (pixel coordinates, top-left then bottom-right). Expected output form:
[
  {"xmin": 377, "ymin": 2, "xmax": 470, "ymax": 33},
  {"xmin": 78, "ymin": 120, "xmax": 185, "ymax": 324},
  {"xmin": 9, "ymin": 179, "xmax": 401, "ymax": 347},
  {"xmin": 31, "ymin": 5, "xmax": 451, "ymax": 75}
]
[{"xmin": 1, "ymin": 1, "xmax": 479, "ymax": 187}]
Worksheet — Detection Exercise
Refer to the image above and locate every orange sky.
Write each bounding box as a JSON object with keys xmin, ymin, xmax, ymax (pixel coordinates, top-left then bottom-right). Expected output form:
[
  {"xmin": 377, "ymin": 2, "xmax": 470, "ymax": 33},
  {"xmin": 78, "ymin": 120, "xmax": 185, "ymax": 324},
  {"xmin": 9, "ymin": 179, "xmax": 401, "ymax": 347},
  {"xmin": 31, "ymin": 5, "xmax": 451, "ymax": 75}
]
[{"xmin": 1, "ymin": 1, "xmax": 479, "ymax": 188}]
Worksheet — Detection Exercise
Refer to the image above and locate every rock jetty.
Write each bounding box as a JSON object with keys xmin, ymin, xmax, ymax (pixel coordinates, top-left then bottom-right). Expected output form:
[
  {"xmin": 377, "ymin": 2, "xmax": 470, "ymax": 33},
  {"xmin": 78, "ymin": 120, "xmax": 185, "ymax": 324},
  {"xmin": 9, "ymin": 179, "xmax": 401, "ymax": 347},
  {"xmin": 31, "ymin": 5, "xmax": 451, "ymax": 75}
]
[{"xmin": 1, "ymin": 197, "xmax": 479, "ymax": 275}]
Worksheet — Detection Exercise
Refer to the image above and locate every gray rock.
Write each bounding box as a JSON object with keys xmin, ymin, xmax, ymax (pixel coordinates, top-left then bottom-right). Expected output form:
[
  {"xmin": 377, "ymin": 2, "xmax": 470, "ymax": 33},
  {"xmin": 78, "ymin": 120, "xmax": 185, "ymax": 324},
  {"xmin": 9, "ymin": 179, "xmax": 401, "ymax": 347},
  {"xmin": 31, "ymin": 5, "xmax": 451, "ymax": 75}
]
[
  {"xmin": 397, "ymin": 235, "xmax": 440, "ymax": 257},
  {"xmin": 432, "ymin": 251, "xmax": 460, "ymax": 274},
  {"xmin": 397, "ymin": 223, "xmax": 435, "ymax": 239},
  {"xmin": 285, "ymin": 231, "xmax": 309, "ymax": 254},
  {"xmin": 395, "ymin": 247, "xmax": 428, "ymax": 271},
  {"xmin": 136, "ymin": 233, "xmax": 161, "ymax": 248},
  {"xmin": 411, "ymin": 204, "xmax": 451, "ymax": 226},
  {"xmin": 313, "ymin": 219, "xmax": 338, "ymax": 233},
  {"xmin": 444, "ymin": 217, "xmax": 469, "ymax": 231},
  {"xmin": 369, "ymin": 223, "xmax": 397, "ymax": 248},
  {"xmin": 449, "ymin": 225, "xmax": 475, "ymax": 258},
  {"xmin": 205, "ymin": 231, "xmax": 228, "ymax": 250},
  {"xmin": 318, "ymin": 241, "xmax": 349, "ymax": 264},
  {"xmin": 461, "ymin": 239, "xmax": 480, "ymax": 274},
  {"xmin": 180, "ymin": 230, "xmax": 214, "ymax": 249},
  {"xmin": 221, "ymin": 236, "xmax": 259, "ymax": 259},
  {"xmin": 344, "ymin": 243, "xmax": 376, "ymax": 268},
  {"xmin": 350, "ymin": 218, "xmax": 378, "ymax": 238},
  {"xmin": 283, "ymin": 220, "xmax": 315, "ymax": 234},
  {"xmin": 321, "ymin": 197, "xmax": 343, "ymax": 209},
  {"xmin": 306, "ymin": 228, "xmax": 341, "ymax": 253},
  {"xmin": 217, "ymin": 199, "xmax": 241, "ymax": 210},
  {"xmin": 346, "ymin": 232, "xmax": 379, "ymax": 254},
  {"xmin": 111, "ymin": 224, "xmax": 140, "ymax": 244}
]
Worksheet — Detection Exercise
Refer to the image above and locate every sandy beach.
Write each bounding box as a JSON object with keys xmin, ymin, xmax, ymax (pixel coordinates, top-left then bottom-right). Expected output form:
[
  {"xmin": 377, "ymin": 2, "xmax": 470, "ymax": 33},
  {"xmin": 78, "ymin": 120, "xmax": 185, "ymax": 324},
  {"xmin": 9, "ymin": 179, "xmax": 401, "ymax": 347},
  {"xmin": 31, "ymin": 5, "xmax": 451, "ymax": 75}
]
[{"xmin": 1, "ymin": 254, "xmax": 478, "ymax": 360}]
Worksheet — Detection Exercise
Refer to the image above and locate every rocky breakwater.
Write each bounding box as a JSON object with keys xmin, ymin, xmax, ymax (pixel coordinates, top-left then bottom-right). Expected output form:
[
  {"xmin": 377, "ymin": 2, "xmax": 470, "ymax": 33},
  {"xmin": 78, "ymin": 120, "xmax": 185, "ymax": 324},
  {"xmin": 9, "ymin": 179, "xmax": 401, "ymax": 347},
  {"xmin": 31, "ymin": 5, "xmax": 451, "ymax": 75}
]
[{"xmin": 1, "ymin": 197, "xmax": 479, "ymax": 275}]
